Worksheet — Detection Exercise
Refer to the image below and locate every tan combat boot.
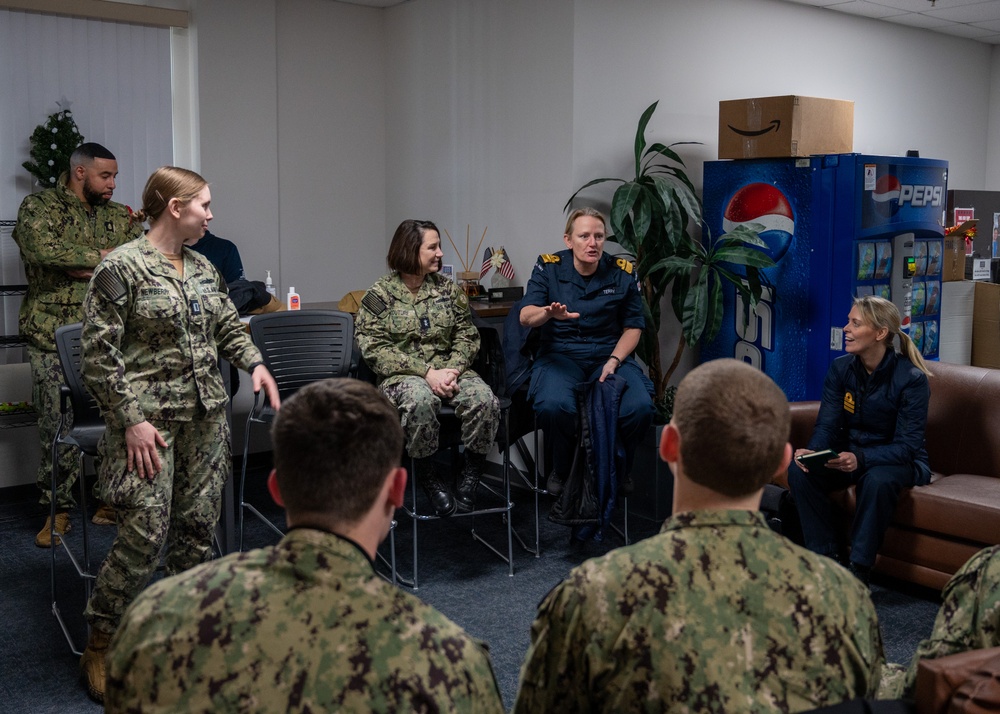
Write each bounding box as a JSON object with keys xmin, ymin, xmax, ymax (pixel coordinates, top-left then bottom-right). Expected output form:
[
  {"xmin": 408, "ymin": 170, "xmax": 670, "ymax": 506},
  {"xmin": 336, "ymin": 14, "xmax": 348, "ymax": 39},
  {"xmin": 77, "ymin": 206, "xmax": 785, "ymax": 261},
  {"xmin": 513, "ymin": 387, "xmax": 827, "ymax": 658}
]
[
  {"xmin": 80, "ymin": 628, "xmax": 112, "ymax": 703},
  {"xmin": 91, "ymin": 503, "xmax": 116, "ymax": 526},
  {"xmin": 34, "ymin": 511, "xmax": 71, "ymax": 548}
]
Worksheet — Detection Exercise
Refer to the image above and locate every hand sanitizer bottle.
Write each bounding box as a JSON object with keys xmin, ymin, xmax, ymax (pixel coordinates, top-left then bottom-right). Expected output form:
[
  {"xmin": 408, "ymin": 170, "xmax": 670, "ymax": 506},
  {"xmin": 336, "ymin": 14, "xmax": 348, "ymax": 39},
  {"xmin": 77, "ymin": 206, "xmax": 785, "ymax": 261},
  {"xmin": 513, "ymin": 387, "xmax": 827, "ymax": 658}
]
[
  {"xmin": 287, "ymin": 286, "xmax": 300, "ymax": 310},
  {"xmin": 265, "ymin": 271, "xmax": 277, "ymax": 297}
]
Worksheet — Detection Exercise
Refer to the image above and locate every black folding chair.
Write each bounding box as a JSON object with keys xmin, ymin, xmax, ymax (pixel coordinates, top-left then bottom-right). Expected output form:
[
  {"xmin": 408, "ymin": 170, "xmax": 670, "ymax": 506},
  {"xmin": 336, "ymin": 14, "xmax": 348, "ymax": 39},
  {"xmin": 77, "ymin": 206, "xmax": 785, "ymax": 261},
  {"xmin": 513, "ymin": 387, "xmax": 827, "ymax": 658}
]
[
  {"xmin": 50, "ymin": 322, "xmax": 106, "ymax": 655},
  {"xmin": 237, "ymin": 309, "xmax": 355, "ymax": 549},
  {"xmin": 397, "ymin": 325, "xmax": 515, "ymax": 589}
]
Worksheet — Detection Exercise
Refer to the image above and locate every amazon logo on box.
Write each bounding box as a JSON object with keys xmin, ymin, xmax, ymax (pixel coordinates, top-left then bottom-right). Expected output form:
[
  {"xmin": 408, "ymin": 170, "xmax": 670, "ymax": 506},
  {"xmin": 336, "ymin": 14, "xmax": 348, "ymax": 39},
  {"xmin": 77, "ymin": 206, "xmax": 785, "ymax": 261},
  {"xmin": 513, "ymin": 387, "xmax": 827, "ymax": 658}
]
[{"xmin": 719, "ymin": 95, "xmax": 854, "ymax": 160}]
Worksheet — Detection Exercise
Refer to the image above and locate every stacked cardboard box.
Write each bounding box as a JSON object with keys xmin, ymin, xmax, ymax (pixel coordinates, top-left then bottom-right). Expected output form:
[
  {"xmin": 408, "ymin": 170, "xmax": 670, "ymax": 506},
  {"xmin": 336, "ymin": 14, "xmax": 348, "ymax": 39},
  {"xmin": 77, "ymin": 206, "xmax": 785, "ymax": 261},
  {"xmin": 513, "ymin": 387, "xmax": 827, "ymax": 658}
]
[
  {"xmin": 943, "ymin": 236, "xmax": 966, "ymax": 281},
  {"xmin": 972, "ymin": 281, "xmax": 1000, "ymax": 368},
  {"xmin": 940, "ymin": 281, "xmax": 975, "ymax": 365}
]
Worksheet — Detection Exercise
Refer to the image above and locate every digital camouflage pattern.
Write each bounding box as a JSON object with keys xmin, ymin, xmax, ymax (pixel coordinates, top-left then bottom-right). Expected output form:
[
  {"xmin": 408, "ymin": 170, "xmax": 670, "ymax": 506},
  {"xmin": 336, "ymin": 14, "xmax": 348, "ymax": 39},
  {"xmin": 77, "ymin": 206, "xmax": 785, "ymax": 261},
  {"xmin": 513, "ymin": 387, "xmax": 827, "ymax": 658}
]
[
  {"xmin": 514, "ymin": 510, "xmax": 884, "ymax": 714},
  {"xmin": 356, "ymin": 272, "xmax": 498, "ymax": 457},
  {"xmin": 28, "ymin": 346, "xmax": 80, "ymax": 508},
  {"xmin": 82, "ymin": 236, "xmax": 261, "ymax": 429},
  {"xmin": 381, "ymin": 375, "xmax": 498, "ymax": 458},
  {"xmin": 81, "ymin": 237, "xmax": 262, "ymax": 634},
  {"xmin": 85, "ymin": 416, "xmax": 230, "ymax": 634},
  {"xmin": 880, "ymin": 544, "xmax": 1000, "ymax": 700},
  {"xmin": 105, "ymin": 528, "xmax": 505, "ymax": 713},
  {"xmin": 13, "ymin": 177, "xmax": 141, "ymax": 506},
  {"xmin": 356, "ymin": 272, "xmax": 479, "ymax": 382},
  {"xmin": 13, "ymin": 177, "xmax": 141, "ymax": 352}
]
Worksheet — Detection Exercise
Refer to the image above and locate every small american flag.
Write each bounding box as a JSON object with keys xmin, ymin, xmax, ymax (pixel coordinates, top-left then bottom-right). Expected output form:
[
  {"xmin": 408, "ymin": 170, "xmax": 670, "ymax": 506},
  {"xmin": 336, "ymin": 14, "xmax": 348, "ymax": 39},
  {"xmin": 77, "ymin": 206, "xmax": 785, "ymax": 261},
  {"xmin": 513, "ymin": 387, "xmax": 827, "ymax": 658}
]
[
  {"xmin": 498, "ymin": 247, "xmax": 515, "ymax": 280},
  {"xmin": 480, "ymin": 247, "xmax": 494, "ymax": 279}
]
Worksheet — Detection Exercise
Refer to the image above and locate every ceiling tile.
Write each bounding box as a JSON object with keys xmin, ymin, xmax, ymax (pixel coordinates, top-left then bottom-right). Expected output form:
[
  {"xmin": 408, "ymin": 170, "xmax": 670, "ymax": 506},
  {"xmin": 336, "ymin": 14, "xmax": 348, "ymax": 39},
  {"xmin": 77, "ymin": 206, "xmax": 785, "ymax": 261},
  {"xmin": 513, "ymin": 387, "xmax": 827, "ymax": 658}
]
[
  {"xmin": 926, "ymin": 2, "xmax": 1000, "ymax": 21},
  {"xmin": 930, "ymin": 19, "xmax": 998, "ymax": 34},
  {"xmin": 778, "ymin": 0, "xmax": 1000, "ymax": 44},
  {"xmin": 828, "ymin": 0, "xmax": 911, "ymax": 16}
]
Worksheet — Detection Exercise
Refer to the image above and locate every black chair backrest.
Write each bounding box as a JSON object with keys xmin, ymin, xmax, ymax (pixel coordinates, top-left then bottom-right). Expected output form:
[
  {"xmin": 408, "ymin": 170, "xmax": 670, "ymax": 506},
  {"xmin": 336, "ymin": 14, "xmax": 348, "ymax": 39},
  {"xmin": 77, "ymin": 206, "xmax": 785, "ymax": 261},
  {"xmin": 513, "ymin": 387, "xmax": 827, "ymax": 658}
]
[
  {"xmin": 473, "ymin": 325, "xmax": 507, "ymax": 399},
  {"xmin": 53, "ymin": 323, "xmax": 104, "ymax": 429},
  {"xmin": 248, "ymin": 309, "xmax": 355, "ymax": 403},
  {"xmin": 501, "ymin": 298, "xmax": 535, "ymax": 395}
]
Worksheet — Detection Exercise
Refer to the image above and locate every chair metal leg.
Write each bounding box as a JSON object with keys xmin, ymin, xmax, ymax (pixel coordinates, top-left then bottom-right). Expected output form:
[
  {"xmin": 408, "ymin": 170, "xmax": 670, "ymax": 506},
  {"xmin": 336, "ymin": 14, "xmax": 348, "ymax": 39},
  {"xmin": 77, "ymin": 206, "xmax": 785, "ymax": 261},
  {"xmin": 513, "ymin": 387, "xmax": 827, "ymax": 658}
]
[
  {"xmin": 411, "ymin": 465, "xmax": 420, "ymax": 589},
  {"xmin": 236, "ymin": 415, "xmax": 254, "ymax": 552},
  {"xmin": 402, "ymin": 424, "xmax": 517, "ymax": 588},
  {"xmin": 609, "ymin": 496, "xmax": 631, "ymax": 545},
  {"xmin": 51, "ymin": 440, "xmax": 96, "ymax": 656},
  {"xmin": 374, "ymin": 519, "xmax": 402, "ymax": 586},
  {"xmin": 49, "ymin": 437, "xmax": 76, "ymax": 654},
  {"xmin": 511, "ymin": 419, "xmax": 545, "ymax": 557},
  {"xmin": 504, "ymin": 413, "xmax": 514, "ymax": 575}
]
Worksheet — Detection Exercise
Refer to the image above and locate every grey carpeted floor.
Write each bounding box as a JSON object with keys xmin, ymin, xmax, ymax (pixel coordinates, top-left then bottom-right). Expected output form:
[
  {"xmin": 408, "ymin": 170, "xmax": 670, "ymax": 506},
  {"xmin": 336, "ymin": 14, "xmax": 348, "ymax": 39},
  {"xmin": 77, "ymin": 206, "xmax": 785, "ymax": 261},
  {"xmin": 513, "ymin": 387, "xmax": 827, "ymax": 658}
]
[{"xmin": 0, "ymin": 465, "xmax": 941, "ymax": 713}]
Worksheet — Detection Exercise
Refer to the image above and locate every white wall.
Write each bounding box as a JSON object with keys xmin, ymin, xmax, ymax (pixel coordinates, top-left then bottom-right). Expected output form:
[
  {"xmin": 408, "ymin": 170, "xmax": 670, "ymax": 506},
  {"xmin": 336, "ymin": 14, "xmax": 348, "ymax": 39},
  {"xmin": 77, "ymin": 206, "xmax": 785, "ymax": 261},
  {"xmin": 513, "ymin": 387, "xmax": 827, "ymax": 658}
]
[
  {"xmin": 275, "ymin": 0, "xmax": 387, "ymax": 300},
  {"xmin": 574, "ymin": 0, "xmax": 992, "ymax": 194},
  {"xmin": 989, "ymin": 46, "xmax": 1000, "ymax": 189},
  {"xmin": 380, "ymin": 0, "xmax": 998, "ymax": 383},
  {"xmin": 192, "ymin": 0, "xmax": 387, "ymax": 302},
  {"xmin": 185, "ymin": 0, "xmax": 997, "ymax": 302},
  {"xmin": 193, "ymin": 0, "xmax": 281, "ymax": 286},
  {"xmin": 384, "ymin": 0, "xmax": 574, "ymax": 279}
]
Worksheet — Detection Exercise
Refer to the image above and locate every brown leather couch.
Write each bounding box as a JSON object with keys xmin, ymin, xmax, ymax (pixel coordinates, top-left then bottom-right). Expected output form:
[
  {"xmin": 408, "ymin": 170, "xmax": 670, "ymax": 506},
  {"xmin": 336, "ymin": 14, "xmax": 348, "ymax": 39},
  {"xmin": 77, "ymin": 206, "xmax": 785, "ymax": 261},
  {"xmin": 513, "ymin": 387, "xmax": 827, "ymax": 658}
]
[{"xmin": 776, "ymin": 360, "xmax": 1000, "ymax": 590}]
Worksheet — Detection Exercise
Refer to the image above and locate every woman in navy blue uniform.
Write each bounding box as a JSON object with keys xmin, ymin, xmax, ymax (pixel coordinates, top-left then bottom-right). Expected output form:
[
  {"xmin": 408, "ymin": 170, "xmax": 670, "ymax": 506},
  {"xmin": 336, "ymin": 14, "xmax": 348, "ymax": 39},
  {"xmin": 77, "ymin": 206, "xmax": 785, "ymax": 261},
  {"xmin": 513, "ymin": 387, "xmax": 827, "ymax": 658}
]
[
  {"xmin": 519, "ymin": 207, "xmax": 655, "ymax": 488},
  {"xmin": 788, "ymin": 295, "xmax": 932, "ymax": 585}
]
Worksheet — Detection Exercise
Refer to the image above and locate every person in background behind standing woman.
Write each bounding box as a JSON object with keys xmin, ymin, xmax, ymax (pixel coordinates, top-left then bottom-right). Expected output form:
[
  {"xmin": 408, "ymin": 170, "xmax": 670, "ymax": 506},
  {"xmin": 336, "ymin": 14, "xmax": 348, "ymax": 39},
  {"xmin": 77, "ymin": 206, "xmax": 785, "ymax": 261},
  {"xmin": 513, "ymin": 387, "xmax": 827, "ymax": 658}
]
[
  {"xmin": 189, "ymin": 228, "xmax": 246, "ymax": 284},
  {"xmin": 77, "ymin": 166, "xmax": 280, "ymax": 704},
  {"xmin": 788, "ymin": 295, "xmax": 932, "ymax": 586},
  {"xmin": 356, "ymin": 219, "xmax": 499, "ymax": 517},
  {"xmin": 13, "ymin": 142, "xmax": 143, "ymax": 547}
]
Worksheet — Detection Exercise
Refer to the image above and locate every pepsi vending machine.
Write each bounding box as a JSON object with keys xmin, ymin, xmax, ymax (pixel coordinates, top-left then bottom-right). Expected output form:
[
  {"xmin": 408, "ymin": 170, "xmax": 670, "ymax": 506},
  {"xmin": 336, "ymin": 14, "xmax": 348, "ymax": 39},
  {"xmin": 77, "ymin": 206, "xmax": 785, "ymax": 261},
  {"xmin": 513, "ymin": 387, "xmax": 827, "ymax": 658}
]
[{"xmin": 701, "ymin": 153, "xmax": 948, "ymax": 401}]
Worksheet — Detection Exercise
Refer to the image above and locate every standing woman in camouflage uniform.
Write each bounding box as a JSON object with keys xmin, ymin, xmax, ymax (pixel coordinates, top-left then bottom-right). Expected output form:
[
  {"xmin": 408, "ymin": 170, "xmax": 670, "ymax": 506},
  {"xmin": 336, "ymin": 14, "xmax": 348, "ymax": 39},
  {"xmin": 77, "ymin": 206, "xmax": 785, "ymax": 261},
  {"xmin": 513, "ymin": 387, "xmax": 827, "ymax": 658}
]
[
  {"xmin": 77, "ymin": 166, "xmax": 280, "ymax": 703},
  {"xmin": 356, "ymin": 219, "xmax": 499, "ymax": 517}
]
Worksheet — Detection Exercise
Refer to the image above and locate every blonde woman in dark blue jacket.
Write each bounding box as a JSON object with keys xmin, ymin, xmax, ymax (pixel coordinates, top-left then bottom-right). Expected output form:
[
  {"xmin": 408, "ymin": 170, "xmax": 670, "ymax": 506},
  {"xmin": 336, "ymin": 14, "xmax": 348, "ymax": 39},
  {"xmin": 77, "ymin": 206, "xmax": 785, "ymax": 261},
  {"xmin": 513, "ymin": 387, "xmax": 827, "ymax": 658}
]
[{"xmin": 788, "ymin": 295, "xmax": 932, "ymax": 585}]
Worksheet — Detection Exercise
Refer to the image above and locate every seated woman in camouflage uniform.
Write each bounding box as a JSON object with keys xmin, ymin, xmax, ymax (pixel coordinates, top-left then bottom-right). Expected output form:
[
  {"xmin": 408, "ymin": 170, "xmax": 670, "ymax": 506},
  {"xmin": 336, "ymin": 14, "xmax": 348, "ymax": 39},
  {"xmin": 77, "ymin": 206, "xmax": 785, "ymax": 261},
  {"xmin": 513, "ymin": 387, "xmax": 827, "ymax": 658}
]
[{"xmin": 356, "ymin": 219, "xmax": 499, "ymax": 517}]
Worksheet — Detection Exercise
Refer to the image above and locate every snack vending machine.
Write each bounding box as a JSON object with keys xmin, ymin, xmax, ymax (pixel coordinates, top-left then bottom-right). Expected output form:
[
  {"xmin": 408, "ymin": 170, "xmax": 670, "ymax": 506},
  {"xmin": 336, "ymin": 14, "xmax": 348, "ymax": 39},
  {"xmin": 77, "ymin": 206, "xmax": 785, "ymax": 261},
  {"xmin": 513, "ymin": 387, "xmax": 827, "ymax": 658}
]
[{"xmin": 701, "ymin": 153, "xmax": 948, "ymax": 401}]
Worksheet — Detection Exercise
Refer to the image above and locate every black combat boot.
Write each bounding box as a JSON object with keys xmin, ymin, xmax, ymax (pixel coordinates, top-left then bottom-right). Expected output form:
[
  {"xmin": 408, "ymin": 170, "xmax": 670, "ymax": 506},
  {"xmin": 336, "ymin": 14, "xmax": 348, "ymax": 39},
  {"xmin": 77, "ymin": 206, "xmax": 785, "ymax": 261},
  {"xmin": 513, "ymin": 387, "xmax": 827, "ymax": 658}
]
[
  {"xmin": 849, "ymin": 561, "xmax": 872, "ymax": 586},
  {"xmin": 455, "ymin": 451, "xmax": 488, "ymax": 513},
  {"xmin": 416, "ymin": 457, "xmax": 456, "ymax": 517}
]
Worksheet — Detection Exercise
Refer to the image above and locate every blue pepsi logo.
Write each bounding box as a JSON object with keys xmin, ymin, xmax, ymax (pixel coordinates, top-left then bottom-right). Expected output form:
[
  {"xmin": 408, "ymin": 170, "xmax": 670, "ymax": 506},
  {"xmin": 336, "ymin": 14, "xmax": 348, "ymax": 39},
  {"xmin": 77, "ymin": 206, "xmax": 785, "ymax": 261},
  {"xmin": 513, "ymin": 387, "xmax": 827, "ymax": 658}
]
[
  {"xmin": 723, "ymin": 183, "xmax": 795, "ymax": 263},
  {"xmin": 871, "ymin": 174, "xmax": 944, "ymax": 218}
]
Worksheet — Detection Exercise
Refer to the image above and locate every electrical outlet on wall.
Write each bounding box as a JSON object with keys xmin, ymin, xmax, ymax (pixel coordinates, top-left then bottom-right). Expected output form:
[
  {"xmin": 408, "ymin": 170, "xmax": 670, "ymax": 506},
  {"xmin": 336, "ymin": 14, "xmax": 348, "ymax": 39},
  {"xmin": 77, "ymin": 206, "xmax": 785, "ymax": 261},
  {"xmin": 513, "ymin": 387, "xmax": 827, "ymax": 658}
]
[{"xmin": 830, "ymin": 327, "xmax": 843, "ymax": 351}]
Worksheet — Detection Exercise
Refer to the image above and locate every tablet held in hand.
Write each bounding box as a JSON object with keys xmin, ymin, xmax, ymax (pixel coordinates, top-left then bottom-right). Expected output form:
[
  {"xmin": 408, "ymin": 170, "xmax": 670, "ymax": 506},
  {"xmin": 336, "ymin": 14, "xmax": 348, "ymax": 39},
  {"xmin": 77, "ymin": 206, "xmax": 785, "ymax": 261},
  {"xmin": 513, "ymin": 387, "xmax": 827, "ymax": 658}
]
[{"xmin": 796, "ymin": 449, "xmax": 839, "ymax": 471}]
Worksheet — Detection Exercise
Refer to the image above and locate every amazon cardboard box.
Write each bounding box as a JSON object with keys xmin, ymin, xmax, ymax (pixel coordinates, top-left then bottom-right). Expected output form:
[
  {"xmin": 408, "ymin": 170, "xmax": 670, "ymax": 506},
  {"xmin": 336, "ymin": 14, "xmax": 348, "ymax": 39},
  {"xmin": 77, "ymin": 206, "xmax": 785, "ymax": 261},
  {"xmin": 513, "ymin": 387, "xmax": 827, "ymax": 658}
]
[{"xmin": 719, "ymin": 96, "xmax": 854, "ymax": 159}]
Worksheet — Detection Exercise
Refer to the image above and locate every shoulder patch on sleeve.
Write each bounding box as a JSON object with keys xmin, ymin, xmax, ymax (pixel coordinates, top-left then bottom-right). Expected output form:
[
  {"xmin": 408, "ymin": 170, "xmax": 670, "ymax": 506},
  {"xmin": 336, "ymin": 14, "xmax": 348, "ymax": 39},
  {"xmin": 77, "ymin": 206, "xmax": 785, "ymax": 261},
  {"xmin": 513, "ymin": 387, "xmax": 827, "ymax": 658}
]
[
  {"xmin": 361, "ymin": 290, "xmax": 388, "ymax": 316},
  {"xmin": 456, "ymin": 290, "xmax": 469, "ymax": 311},
  {"xmin": 540, "ymin": 254, "xmax": 561, "ymax": 264},
  {"xmin": 615, "ymin": 257, "xmax": 634, "ymax": 275},
  {"xmin": 94, "ymin": 266, "xmax": 127, "ymax": 304}
]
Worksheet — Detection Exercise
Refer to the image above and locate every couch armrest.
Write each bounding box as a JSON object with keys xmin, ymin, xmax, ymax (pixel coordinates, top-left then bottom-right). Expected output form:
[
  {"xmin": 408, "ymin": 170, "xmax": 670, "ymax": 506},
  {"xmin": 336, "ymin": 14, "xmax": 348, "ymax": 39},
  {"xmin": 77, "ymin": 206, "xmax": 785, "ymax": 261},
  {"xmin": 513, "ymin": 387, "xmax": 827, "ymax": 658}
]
[
  {"xmin": 789, "ymin": 401, "xmax": 821, "ymax": 450},
  {"xmin": 772, "ymin": 401, "xmax": 821, "ymax": 489}
]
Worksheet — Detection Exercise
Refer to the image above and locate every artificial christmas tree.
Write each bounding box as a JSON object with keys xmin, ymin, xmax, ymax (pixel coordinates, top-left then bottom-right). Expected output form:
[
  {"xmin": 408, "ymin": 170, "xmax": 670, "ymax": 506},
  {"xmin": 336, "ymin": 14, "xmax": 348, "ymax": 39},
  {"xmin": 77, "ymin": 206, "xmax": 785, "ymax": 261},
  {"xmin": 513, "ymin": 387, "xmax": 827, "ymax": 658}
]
[{"xmin": 22, "ymin": 101, "xmax": 83, "ymax": 187}]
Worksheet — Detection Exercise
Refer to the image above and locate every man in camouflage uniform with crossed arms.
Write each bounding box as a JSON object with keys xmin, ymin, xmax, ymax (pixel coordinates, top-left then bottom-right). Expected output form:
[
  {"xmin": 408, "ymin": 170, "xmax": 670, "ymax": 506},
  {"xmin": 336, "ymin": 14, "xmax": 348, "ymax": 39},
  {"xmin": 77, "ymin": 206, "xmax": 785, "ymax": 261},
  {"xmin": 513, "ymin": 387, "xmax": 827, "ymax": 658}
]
[
  {"xmin": 13, "ymin": 142, "xmax": 142, "ymax": 547},
  {"xmin": 514, "ymin": 359, "xmax": 884, "ymax": 713}
]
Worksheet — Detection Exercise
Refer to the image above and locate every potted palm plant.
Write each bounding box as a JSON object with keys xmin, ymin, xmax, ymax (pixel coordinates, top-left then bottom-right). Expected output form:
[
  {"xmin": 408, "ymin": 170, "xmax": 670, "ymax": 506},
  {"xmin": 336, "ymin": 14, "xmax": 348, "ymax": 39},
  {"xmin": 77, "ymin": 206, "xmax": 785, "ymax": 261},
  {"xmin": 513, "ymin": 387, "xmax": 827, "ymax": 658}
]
[{"xmin": 566, "ymin": 101, "xmax": 774, "ymax": 420}]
